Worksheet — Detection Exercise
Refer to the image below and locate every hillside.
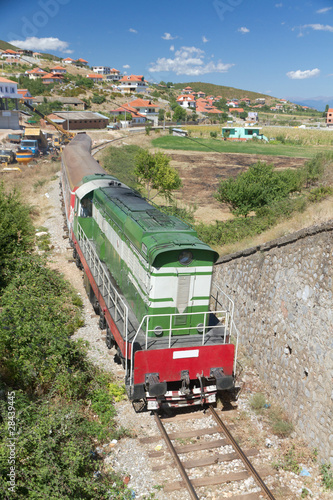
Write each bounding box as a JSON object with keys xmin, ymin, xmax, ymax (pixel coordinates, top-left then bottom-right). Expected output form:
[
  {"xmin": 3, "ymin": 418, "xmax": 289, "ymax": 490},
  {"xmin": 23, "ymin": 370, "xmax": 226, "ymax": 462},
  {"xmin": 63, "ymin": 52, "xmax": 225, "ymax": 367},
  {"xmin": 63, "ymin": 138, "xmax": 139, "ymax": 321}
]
[
  {"xmin": 173, "ymin": 81, "xmax": 275, "ymax": 103},
  {"xmin": 0, "ymin": 39, "xmax": 61, "ymax": 60},
  {"xmin": 0, "ymin": 40, "xmax": 20, "ymax": 51}
]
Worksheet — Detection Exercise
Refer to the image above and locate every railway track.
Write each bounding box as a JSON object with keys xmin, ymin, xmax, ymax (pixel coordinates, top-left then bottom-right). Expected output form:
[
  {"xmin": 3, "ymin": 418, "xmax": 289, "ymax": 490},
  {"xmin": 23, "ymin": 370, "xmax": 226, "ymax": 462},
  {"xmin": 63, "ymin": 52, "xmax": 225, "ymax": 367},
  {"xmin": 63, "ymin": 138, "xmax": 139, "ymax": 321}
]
[
  {"xmin": 91, "ymin": 130, "xmax": 145, "ymax": 155},
  {"xmin": 140, "ymin": 406, "xmax": 290, "ymax": 499}
]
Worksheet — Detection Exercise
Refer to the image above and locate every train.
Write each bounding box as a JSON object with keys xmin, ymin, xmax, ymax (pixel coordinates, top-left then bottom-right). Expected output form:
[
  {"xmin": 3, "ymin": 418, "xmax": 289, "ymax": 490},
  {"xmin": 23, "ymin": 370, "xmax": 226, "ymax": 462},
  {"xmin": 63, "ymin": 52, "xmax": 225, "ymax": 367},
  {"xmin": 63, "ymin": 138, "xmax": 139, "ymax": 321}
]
[{"xmin": 61, "ymin": 133, "xmax": 238, "ymax": 410}]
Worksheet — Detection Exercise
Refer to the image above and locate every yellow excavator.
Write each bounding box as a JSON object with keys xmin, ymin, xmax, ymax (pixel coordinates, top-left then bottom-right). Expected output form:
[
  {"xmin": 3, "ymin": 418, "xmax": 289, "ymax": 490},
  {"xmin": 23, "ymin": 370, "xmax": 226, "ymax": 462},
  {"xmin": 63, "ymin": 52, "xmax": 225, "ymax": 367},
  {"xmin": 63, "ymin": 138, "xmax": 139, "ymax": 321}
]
[{"xmin": 24, "ymin": 101, "xmax": 75, "ymax": 149}]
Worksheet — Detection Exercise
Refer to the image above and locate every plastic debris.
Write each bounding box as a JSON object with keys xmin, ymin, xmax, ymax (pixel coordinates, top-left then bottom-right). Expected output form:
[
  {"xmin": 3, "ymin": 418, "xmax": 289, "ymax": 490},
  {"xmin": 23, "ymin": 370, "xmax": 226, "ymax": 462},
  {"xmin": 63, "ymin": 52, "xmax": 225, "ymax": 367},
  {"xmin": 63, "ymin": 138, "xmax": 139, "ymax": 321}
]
[
  {"xmin": 154, "ymin": 444, "xmax": 162, "ymax": 451},
  {"xmin": 300, "ymin": 468, "xmax": 311, "ymax": 477},
  {"xmin": 265, "ymin": 438, "xmax": 273, "ymax": 448}
]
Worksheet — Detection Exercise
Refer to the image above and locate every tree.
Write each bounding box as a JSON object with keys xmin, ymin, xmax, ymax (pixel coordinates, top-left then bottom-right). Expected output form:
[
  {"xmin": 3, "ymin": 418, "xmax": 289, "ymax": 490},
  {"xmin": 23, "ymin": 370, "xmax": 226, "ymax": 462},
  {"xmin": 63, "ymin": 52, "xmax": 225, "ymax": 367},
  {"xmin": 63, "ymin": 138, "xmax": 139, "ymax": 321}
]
[
  {"xmin": 173, "ymin": 105, "xmax": 187, "ymax": 122},
  {"xmin": 240, "ymin": 111, "xmax": 248, "ymax": 120},
  {"xmin": 158, "ymin": 108, "xmax": 165, "ymax": 121},
  {"xmin": 91, "ymin": 94, "xmax": 106, "ymax": 104},
  {"xmin": 323, "ymin": 104, "xmax": 329, "ymax": 118},
  {"xmin": 134, "ymin": 150, "xmax": 182, "ymax": 201},
  {"xmin": 215, "ymin": 161, "xmax": 302, "ymax": 217}
]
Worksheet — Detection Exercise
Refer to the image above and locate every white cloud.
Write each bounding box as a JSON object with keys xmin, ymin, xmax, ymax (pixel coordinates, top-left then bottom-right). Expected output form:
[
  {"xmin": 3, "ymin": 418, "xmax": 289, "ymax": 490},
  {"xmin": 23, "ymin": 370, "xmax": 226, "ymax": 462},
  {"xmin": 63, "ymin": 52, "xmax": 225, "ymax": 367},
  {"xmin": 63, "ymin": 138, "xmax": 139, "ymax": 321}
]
[
  {"xmin": 316, "ymin": 7, "xmax": 332, "ymax": 14},
  {"xmin": 129, "ymin": 28, "xmax": 138, "ymax": 33},
  {"xmin": 123, "ymin": 64, "xmax": 130, "ymax": 69},
  {"xmin": 301, "ymin": 23, "xmax": 333, "ymax": 32},
  {"xmin": 9, "ymin": 36, "xmax": 72, "ymax": 53},
  {"xmin": 275, "ymin": 3, "xmax": 283, "ymax": 7},
  {"xmin": 170, "ymin": 45, "xmax": 175, "ymax": 51},
  {"xmin": 162, "ymin": 32, "xmax": 177, "ymax": 40},
  {"xmin": 202, "ymin": 36, "xmax": 209, "ymax": 43},
  {"xmin": 286, "ymin": 68, "xmax": 320, "ymax": 79},
  {"xmin": 149, "ymin": 46, "xmax": 234, "ymax": 76},
  {"xmin": 238, "ymin": 27, "xmax": 250, "ymax": 34}
]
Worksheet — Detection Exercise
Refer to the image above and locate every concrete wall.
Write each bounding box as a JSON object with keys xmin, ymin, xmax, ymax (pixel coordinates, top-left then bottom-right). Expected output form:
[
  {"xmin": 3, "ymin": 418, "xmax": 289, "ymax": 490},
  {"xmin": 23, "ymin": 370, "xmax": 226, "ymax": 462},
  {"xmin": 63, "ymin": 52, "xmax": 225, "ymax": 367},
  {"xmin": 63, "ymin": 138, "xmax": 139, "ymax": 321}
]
[
  {"xmin": 213, "ymin": 221, "xmax": 333, "ymax": 464},
  {"xmin": 0, "ymin": 110, "xmax": 20, "ymax": 129}
]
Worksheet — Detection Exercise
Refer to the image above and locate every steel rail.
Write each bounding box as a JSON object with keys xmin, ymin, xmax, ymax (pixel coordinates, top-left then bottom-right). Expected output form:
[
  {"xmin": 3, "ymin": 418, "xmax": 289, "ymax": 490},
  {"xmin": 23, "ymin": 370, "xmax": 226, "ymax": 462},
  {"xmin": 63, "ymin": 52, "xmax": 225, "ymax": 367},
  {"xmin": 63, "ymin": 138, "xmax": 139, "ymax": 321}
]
[
  {"xmin": 154, "ymin": 412, "xmax": 199, "ymax": 500},
  {"xmin": 209, "ymin": 405, "xmax": 276, "ymax": 500}
]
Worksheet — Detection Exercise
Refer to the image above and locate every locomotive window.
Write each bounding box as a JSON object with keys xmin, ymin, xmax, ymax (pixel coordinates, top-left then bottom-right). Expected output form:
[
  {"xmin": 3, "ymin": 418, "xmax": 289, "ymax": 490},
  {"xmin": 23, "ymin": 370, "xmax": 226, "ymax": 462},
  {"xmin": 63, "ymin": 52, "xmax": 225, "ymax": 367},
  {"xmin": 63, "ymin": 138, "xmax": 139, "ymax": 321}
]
[{"xmin": 178, "ymin": 250, "xmax": 193, "ymax": 266}]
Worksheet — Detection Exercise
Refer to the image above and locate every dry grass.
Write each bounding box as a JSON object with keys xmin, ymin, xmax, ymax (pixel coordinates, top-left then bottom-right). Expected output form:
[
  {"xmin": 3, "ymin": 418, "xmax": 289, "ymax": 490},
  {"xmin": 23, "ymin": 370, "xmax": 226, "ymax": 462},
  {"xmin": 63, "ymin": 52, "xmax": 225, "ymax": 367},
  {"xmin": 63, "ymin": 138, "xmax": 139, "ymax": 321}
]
[
  {"xmin": 218, "ymin": 195, "xmax": 333, "ymax": 256},
  {"xmin": 1, "ymin": 159, "xmax": 61, "ymax": 226},
  {"xmin": 263, "ymin": 126, "xmax": 333, "ymax": 145}
]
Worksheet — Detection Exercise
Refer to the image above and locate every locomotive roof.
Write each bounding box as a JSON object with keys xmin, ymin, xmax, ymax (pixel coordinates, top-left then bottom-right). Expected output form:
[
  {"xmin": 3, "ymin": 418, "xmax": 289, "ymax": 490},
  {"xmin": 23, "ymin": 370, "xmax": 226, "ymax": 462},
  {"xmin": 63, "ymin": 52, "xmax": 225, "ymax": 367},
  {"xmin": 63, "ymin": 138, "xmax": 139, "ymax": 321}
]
[
  {"xmin": 62, "ymin": 134, "xmax": 107, "ymax": 190},
  {"xmin": 94, "ymin": 185, "xmax": 218, "ymax": 264}
]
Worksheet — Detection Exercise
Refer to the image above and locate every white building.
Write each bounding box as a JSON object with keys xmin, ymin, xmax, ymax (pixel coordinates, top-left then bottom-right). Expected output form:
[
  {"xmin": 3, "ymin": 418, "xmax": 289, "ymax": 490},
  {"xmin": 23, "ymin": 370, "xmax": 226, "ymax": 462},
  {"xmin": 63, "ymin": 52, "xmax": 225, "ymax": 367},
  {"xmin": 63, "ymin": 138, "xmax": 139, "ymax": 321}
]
[
  {"xmin": 128, "ymin": 98, "xmax": 159, "ymax": 125},
  {"xmin": 106, "ymin": 68, "xmax": 122, "ymax": 81},
  {"xmin": 118, "ymin": 75, "xmax": 149, "ymax": 93},
  {"xmin": 176, "ymin": 94, "xmax": 196, "ymax": 109},
  {"xmin": 0, "ymin": 77, "xmax": 20, "ymax": 129},
  {"xmin": 92, "ymin": 66, "xmax": 111, "ymax": 75}
]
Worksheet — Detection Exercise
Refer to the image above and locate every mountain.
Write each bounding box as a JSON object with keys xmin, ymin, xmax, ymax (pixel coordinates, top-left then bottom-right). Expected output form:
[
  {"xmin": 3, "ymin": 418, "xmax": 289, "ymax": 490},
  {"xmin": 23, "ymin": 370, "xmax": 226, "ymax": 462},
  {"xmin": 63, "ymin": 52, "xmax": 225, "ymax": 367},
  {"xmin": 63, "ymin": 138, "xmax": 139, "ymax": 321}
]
[{"xmin": 287, "ymin": 96, "xmax": 332, "ymax": 112}]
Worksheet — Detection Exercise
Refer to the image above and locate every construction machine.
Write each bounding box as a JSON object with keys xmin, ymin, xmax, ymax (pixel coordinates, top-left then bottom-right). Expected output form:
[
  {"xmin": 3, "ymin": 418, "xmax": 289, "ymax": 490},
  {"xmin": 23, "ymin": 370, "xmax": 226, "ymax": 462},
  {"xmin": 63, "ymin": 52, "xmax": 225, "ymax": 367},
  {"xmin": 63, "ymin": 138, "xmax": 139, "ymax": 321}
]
[{"xmin": 23, "ymin": 101, "xmax": 75, "ymax": 148}]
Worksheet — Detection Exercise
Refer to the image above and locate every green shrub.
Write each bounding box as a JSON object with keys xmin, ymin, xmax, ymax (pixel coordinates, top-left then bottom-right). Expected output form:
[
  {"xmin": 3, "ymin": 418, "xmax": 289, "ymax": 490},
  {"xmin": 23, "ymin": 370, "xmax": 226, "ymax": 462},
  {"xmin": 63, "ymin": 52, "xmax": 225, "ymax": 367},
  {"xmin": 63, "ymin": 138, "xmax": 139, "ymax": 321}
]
[
  {"xmin": 0, "ymin": 255, "xmax": 85, "ymax": 390},
  {"xmin": 215, "ymin": 161, "xmax": 302, "ymax": 217},
  {"xmin": 0, "ymin": 184, "xmax": 35, "ymax": 289},
  {"xmin": 91, "ymin": 94, "xmax": 106, "ymax": 104},
  {"xmin": 249, "ymin": 393, "xmax": 267, "ymax": 411},
  {"xmin": 0, "ymin": 397, "xmax": 132, "ymax": 499},
  {"xmin": 273, "ymin": 445, "xmax": 301, "ymax": 473},
  {"xmin": 308, "ymin": 185, "xmax": 333, "ymax": 202},
  {"xmin": 321, "ymin": 463, "xmax": 333, "ymax": 490}
]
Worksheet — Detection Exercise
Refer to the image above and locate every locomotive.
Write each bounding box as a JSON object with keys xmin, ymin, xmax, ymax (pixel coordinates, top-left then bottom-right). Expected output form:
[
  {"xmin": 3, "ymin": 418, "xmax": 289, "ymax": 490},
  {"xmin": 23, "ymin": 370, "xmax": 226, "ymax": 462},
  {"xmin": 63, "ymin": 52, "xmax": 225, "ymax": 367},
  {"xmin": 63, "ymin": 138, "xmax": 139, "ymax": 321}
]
[{"xmin": 61, "ymin": 133, "xmax": 238, "ymax": 410}]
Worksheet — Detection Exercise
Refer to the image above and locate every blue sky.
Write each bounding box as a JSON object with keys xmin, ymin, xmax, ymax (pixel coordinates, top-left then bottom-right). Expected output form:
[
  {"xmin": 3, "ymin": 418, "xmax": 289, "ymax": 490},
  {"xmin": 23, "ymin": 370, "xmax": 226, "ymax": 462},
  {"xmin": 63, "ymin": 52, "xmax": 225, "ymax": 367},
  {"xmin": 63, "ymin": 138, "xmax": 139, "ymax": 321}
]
[{"xmin": 2, "ymin": 0, "xmax": 333, "ymax": 100}]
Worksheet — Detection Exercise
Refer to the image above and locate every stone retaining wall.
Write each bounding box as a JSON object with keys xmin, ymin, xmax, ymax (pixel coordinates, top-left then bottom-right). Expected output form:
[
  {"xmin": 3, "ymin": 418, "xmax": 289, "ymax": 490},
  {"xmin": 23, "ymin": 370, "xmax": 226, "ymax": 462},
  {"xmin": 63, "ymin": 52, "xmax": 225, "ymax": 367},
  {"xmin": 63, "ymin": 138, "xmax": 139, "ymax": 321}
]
[{"xmin": 213, "ymin": 221, "xmax": 333, "ymax": 463}]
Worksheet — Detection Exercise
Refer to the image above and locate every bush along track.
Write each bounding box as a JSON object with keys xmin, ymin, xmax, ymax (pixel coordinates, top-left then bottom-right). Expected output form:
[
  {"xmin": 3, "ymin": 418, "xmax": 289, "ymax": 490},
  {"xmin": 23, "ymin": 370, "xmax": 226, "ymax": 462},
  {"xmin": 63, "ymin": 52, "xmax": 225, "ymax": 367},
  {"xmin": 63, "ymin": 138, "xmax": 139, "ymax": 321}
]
[
  {"xmin": 0, "ymin": 187, "xmax": 133, "ymax": 499},
  {"xmin": 197, "ymin": 152, "xmax": 333, "ymax": 248}
]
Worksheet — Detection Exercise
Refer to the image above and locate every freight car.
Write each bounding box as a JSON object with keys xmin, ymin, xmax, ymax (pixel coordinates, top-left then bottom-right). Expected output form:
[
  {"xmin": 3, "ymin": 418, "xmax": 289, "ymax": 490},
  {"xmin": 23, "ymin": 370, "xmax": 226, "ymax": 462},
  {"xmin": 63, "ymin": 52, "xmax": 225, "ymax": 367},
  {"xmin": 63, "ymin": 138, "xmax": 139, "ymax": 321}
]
[{"xmin": 61, "ymin": 133, "xmax": 239, "ymax": 410}]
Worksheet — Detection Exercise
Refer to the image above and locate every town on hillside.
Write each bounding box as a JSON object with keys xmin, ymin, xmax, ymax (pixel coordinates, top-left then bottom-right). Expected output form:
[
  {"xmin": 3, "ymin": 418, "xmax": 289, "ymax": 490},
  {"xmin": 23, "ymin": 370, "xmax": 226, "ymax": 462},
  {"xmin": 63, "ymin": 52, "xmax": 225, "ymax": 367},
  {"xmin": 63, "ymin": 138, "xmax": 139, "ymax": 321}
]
[{"xmin": 0, "ymin": 42, "xmax": 330, "ymax": 161}]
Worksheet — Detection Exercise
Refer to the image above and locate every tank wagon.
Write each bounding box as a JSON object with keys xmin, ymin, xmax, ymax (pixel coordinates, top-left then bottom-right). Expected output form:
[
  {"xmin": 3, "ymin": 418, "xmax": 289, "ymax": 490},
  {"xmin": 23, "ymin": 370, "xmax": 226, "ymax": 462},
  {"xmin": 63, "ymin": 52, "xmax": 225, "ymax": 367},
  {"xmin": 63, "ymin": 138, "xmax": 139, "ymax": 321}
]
[{"xmin": 61, "ymin": 133, "xmax": 238, "ymax": 410}]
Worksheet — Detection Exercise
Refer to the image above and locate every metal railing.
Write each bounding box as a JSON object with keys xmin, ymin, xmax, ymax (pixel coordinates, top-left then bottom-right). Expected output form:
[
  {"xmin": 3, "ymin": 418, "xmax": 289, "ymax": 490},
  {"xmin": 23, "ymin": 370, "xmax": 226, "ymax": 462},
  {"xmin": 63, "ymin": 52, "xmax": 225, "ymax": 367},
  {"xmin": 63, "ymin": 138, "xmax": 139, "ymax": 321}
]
[
  {"xmin": 128, "ymin": 307, "xmax": 233, "ymax": 387},
  {"xmin": 211, "ymin": 283, "xmax": 239, "ymax": 376},
  {"xmin": 76, "ymin": 223, "xmax": 128, "ymax": 343}
]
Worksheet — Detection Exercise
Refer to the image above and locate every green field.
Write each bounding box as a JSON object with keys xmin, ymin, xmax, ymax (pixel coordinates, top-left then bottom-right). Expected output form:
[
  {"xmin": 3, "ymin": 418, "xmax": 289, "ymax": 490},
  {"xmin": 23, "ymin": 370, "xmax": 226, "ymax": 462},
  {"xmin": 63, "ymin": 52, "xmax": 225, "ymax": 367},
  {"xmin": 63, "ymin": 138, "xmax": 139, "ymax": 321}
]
[{"xmin": 151, "ymin": 136, "xmax": 331, "ymax": 158}]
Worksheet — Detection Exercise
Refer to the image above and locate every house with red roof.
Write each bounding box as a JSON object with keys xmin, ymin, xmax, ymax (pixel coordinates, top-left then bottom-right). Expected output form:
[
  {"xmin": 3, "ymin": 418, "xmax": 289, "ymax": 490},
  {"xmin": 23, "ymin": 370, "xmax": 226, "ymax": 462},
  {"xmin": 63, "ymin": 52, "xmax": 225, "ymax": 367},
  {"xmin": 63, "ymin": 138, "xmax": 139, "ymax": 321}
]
[
  {"xmin": 119, "ymin": 75, "xmax": 149, "ymax": 93},
  {"xmin": 63, "ymin": 57, "xmax": 75, "ymax": 64},
  {"xmin": 50, "ymin": 65, "xmax": 67, "ymax": 74},
  {"xmin": 1, "ymin": 49, "xmax": 21, "ymax": 59},
  {"xmin": 181, "ymin": 86, "xmax": 193, "ymax": 94},
  {"xmin": 128, "ymin": 98, "xmax": 159, "ymax": 125},
  {"xmin": 229, "ymin": 108, "xmax": 244, "ymax": 114},
  {"xmin": 109, "ymin": 103, "xmax": 147, "ymax": 125},
  {"xmin": 177, "ymin": 94, "xmax": 196, "ymax": 109},
  {"xmin": 25, "ymin": 67, "xmax": 47, "ymax": 80},
  {"xmin": 86, "ymin": 74, "xmax": 104, "ymax": 83},
  {"xmin": 75, "ymin": 58, "xmax": 88, "ymax": 65},
  {"xmin": 41, "ymin": 73, "xmax": 64, "ymax": 84},
  {"xmin": 106, "ymin": 68, "xmax": 122, "ymax": 82},
  {"xmin": 17, "ymin": 89, "xmax": 34, "ymax": 105}
]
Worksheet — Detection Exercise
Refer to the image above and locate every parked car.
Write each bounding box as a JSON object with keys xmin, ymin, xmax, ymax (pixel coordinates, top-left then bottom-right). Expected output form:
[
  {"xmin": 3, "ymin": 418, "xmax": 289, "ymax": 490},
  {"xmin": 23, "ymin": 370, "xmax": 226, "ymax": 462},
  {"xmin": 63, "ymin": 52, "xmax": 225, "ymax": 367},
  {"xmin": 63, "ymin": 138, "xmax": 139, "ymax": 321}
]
[{"xmin": 107, "ymin": 124, "xmax": 120, "ymax": 130}]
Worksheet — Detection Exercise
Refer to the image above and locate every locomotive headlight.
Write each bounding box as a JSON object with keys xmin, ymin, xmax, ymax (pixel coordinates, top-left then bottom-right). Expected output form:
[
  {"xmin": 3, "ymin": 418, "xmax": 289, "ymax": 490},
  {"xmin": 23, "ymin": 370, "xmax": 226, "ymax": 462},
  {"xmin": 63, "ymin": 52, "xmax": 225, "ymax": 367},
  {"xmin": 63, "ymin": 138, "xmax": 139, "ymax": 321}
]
[
  {"xmin": 179, "ymin": 250, "xmax": 193, "ymax": 266},
  {"xmin": 197, "ymin": 323, "xmax": 204, "ymax": 333},
  {"xmin": 154, "ymin": 326, "xmax": 163, "ymax": 337}
]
